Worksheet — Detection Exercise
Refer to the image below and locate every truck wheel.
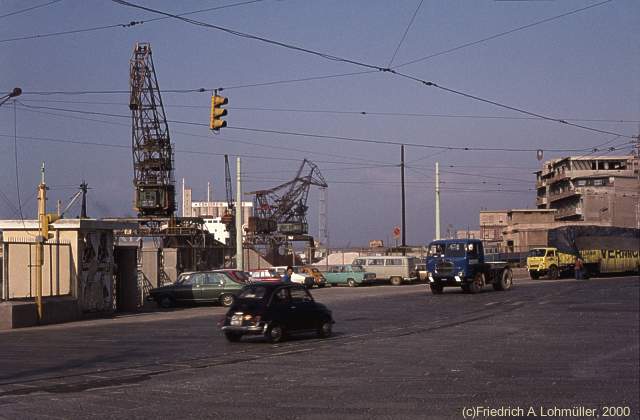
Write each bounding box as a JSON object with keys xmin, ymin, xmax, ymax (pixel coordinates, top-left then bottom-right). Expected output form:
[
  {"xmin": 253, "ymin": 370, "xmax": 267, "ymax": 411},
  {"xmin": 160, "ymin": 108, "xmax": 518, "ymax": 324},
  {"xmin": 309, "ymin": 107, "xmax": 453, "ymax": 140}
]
[
  {"xmin": 347, "ymin": 278, "xmax": 356, "ymax": 287},
  {"xmin": 468, "ymin": 273, "xmax": 484, "ymax": 294},
  {"xmin": 493, "ymin": 268, "xmax": 513, "ymax": 291},
  {"xmin": 548, "ymin": 265, "xmax": 559, "ymax": 280},
  {"xmin": 430, "ymin": 284, "xmax": 443, "ymax": 295},
  {"xmin": 390, "ymin": 276, "xmax": 402, "ymax": 286},
  {"xmin": 529, "ymin": 271, "xmax": 540, "ymax": 280}
]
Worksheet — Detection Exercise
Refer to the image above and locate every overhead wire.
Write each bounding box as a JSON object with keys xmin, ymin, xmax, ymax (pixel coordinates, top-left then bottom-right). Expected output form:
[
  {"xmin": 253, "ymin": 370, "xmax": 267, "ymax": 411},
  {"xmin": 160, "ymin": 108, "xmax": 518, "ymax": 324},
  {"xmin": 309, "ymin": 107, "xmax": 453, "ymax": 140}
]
[
  {"xmin": 392, "ymin": 0, "xmax": 614, "ymax": 69},
  {"xmin": 109, "ymin": 0, "xmax": 634, "ymax": 140},
  {"xmin": 0, "ymin": 0, "xmax": 62, "ymax": 20},
  {"xmin": 0, "ymin": 0, "xmax": 265, "ymax": 44},
  {"xmin": 387, "ymin": 0, "xmax": 424, "ymax": 67}
]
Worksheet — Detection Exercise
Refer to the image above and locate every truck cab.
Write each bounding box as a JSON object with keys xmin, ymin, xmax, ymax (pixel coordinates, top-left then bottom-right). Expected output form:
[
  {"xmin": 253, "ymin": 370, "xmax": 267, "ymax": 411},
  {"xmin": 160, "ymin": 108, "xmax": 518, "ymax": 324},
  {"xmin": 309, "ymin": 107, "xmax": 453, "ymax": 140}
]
[
  {"xmin": 426, "ymin": 239, "xmax": 513, "ymax": 294},
  {"xmin": 526, "ymin": 247, "xmax": 573, "ymax": 279}
]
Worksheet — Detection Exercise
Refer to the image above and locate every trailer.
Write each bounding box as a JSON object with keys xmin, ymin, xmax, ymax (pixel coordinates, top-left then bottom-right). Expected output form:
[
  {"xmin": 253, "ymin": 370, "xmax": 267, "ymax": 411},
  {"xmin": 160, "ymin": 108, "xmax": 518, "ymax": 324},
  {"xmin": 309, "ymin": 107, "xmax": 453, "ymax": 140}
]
[{"xmin": 527, "ymin": 226, "xmax": 640, "ymax": 279}]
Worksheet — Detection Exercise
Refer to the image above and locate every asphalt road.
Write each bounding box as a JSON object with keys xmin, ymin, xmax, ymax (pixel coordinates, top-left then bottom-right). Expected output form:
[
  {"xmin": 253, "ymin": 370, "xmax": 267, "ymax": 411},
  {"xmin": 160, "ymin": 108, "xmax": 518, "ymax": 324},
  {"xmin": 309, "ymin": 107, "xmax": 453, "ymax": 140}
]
[{"xmin": 0, "ymin": 275, "xmax": 638, "ymax": 420}]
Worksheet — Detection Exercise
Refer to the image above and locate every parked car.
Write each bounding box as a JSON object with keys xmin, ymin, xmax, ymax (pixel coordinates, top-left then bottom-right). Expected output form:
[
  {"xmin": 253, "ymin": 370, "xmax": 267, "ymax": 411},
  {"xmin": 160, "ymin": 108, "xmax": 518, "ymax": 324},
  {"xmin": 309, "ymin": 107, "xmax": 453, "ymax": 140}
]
[
  {"xmin": 320, "ymin": 264, "xmax": 376, "ymax": 287},
  {"xmin": 271, "ymin": 266, "xmax": 315, "ymax": 288},
  {"xmin": 149, "ymin": 270, "xmax": 247, "ymax": 308},
  {"xmin": 300, "ymin": 266, "xmax": 327, "ymax": 288},
  {"xmin": 351, "ymin": 256, "xmax": 418, "ymax": 285},
  {"xmin": 249, "ymin": 269, "xmax": 281, "ymax": 283},
  {"xmin": 221, "ymin": 282, "xmax": 334, "ymax": 343}
]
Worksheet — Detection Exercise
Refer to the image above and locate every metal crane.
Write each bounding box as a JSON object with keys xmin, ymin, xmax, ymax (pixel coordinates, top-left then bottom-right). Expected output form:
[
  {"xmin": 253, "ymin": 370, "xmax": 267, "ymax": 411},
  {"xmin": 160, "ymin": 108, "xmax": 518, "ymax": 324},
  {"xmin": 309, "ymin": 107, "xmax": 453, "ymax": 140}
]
[
  {"xmin": 221, "ymin": 154, "xmax": 235, "ymax": 227},
  {"xmin": 129, "ymin": 42, "xmax": 175, "ymax": 217},
  {"xmin": 248, "ymin": 159, "xmax": 328, "ymax": 237}
]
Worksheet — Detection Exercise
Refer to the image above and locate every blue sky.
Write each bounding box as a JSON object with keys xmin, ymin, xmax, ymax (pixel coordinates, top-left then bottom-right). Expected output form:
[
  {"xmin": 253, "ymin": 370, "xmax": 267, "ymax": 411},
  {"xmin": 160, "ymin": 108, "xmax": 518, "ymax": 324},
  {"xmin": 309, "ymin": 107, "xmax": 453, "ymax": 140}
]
[{"xmin": 1, "ymin": 0, "xmax": 638, "ymax": 247}]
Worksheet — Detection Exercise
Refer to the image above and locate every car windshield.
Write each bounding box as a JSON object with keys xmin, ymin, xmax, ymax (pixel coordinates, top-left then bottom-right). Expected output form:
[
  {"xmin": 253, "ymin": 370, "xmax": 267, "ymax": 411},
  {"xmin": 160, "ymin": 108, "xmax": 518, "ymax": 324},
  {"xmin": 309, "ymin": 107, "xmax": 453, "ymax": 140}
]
[
  {"xmin": 529, "ymin": 249, "xmax": 546, "ymax": 257},
  {"xmin": 444, "ymin": 243, "xmax": 466, "ymax": 258},
  {"xmin": 238, "ymin": 286, "xmax": 268, "ymax": 300},
  {"xmin": 176, "ymin": 274, "xmax": 191, "ymax": 284},
  {"xmin": 350, "ymin": 265, "xmax": 364, "ymax": 272}
]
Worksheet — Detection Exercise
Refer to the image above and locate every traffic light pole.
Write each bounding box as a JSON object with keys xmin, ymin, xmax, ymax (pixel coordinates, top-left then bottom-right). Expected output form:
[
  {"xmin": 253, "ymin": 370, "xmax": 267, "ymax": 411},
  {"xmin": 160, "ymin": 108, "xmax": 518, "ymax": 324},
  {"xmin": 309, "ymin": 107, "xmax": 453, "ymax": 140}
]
[{"xmin": 36, "ymin": 163, "xmax": 47, "ymax": 321}]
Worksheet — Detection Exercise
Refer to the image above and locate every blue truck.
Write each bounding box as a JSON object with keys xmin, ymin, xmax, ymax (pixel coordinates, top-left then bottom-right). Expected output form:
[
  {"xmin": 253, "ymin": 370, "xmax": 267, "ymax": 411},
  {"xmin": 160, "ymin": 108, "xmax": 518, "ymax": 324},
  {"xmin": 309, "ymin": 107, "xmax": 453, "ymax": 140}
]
[{"xmin": 425, "ymin": 239, "xmax": 513, "ymax": 294}]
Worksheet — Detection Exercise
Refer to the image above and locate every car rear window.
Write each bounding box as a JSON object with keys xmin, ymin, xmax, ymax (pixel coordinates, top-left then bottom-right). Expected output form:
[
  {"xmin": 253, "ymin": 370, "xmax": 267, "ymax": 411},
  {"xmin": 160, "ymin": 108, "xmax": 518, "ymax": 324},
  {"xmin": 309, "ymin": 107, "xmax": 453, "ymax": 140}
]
[{"xmin": 238, "ymin": 286, "xmax": 267, "ymax": 299}]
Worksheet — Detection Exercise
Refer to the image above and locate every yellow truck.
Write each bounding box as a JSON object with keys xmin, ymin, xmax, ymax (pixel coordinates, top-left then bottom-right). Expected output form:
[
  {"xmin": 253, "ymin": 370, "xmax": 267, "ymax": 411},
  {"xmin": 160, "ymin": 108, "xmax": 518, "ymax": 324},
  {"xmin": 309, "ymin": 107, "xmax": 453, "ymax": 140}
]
[{"xmin": 527, "ymin": 226, "xmax": 640, "ymax": 279}]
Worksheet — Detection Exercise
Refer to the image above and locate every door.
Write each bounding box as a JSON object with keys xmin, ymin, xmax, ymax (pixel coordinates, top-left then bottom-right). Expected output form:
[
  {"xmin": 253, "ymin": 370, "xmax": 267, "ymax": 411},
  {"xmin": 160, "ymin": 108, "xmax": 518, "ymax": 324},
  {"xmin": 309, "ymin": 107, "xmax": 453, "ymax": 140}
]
[
  {"xmin": 270, "ymin": 287, "xmax": 296, "ymax": 330},
  {"xmin": 174, "ymin": 273, "xmax": 205, "ymax": 302},
  {"xmin": 200, "ymin": 272, "xmax": 225, "ymax": 301},
  {"xmin": 289, "ymin": 287, "xmax": 317, "ymax": 331}
]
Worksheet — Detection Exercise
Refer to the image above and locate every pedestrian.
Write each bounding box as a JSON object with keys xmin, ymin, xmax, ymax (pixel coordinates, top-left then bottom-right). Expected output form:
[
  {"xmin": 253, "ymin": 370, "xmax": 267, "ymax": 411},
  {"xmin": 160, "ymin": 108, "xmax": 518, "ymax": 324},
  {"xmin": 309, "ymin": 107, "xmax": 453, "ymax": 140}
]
[
  {"xmin": 281, "ymin": 266, "xmax": 294, "ymax": 283},
  {"xmin": 574, "ymin": 255, "xmax": 584, "ymax": 280}
]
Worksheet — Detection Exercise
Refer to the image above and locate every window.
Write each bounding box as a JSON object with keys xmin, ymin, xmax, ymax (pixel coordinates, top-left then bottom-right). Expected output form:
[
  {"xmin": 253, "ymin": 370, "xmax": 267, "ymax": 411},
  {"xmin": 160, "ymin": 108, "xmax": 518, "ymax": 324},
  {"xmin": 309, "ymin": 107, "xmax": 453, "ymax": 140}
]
[
  {"xmin": 188, "ymin": 273, "xmax": 206, "ymax": 285},
  {"xmin": 367, "ymin": 258, "xmax": 384, "ymax": 265},
  {"xmin": 351, "ymin": 265, "xmax": 364, "ymax": 272},
  {"xmin": 444, "ymin": 243, "xmax": 465, "ymax": 258},
  {"xmin": 239, "ymin": 286, "xmax": 267, "ymax": 299},
  {"xmin": 429, "ymin": 244, "xmax": 445, "ymax": 256},
  {"xmin": 547, "ymin": 250, "xmax": 556, "ymax": 257},
  {"xmin": 272, "ymin": 288, "xmax": 291, "ymax": 304},
  {"xmin": 385, "ymin": 258, "xmax": 403, "ymax": 266},
  {"xmin": 205, "ymin": 273, "xmax": 225, "ymax": 285},
  {"xmin": 593, "ymin": 179, "xmax": 605, "ymax": 186},
  {"xmin": 467, "ymin": 244, "xmax": 478, "ymax": 259},
  {"xmin": 353, "ymin": 259, "xmax": 365, "ymax": 266},
  {"xmin": 290, "ymin": 287, "xmax": 313, "ymax": 303},
  {"xmin": 576, "ymin": 180, "xmax": 587, "ymax": 187}
]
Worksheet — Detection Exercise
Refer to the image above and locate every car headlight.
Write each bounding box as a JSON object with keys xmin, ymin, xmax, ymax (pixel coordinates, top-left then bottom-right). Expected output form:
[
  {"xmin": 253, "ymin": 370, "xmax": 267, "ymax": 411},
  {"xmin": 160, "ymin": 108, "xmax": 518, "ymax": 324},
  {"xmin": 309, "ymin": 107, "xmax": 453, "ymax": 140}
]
[{"xmin": 458, "ymin": 271, "xmax": 465, "ymax": 276}]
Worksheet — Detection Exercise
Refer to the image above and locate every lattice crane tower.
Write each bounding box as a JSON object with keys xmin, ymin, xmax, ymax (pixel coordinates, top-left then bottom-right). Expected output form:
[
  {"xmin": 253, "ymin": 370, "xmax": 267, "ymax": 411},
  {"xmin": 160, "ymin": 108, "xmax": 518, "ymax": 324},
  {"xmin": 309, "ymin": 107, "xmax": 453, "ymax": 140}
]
[{"xmin": 129, "ymin": 42, "xmax": 175, "ymax": 217}]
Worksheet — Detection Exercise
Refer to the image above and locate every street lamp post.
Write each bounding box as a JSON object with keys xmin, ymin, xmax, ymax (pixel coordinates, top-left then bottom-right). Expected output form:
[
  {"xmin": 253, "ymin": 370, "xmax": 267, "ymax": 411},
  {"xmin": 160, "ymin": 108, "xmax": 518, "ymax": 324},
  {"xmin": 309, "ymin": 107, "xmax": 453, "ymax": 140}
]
[{"xmin": 0, "ymin": 87, "xmax": 22, "ymax": 107}]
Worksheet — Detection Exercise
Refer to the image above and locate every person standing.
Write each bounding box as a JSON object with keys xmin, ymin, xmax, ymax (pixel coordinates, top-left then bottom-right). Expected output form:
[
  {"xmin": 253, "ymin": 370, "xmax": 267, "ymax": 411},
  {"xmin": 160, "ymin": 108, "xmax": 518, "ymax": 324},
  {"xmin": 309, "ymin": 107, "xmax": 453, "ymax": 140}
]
[
  {"xmin": 281, "ymin": 266, "xmax": 294, "ymax": 283},
  {"xmin": 574, "ymin": 255, "xmax": 584, "ymax": 280}
]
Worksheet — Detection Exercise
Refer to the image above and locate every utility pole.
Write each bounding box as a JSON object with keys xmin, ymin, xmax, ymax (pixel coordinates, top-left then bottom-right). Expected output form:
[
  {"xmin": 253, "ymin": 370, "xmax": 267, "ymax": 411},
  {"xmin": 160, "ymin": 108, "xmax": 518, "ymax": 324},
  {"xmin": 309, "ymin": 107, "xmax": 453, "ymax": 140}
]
[
  {"xmin": 235, "ymin": 157, "xmax": 243, "ymax": 270},
  {"xmin": 400, "ymin": 145, "xmax": 406, "ymax": 255},
  {"xmin": 80, "ymin": 181, "xmax": 88, "ymax": 219},
  {"xmin": 435, "ymin": 161, "xmax": 441, "ymax": 240}
]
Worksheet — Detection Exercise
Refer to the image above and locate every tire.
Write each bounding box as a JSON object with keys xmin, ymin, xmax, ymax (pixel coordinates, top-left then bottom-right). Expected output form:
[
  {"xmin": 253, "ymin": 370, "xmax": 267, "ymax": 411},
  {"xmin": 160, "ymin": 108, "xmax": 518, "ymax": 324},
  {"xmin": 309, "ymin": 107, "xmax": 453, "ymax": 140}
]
[
  {"xmin": 317, "ymin": 319, "xmax": 332, "ymax": 338},
  {"xmin": 224, "ymin": 331, "xmax": 242, "ymax": 342},
  {"xmin": 548, "ymin": 265, "xmax": 559, "ymax": 280},
  {"xmin": 220, "ymin": 293, "xmax": 234, "ymax": 307},
  {"xmin": 158, "ymin": 295, "xmax": 174, "ymax": 309},
  {"xmin": 318, "ymin": 283, "xmax": 326, "ymax": 288},
  {"xmin": 493, "ymin": 268, "xmax": 513, "ymax": 291},
  {"xmin": 430, "ymin": 284, "xmax": 443, "ymax": 295},
  {"xmin": 390, "ymin": 276, "xmax": 402, "ymax": 286},
  {"xmin": 347, "ymin": 278, "xmax": 356, "ymax": 287},
  {"xmin": 468, "ymin": 273, "xmax": 484, "ymax": 294},
  {"xmin": 529, "ymin": 271, "xmax": 540, "ymax": 280},
  {"xmin": 265, "ymin": 323, "xmax": 285, "ymax": 343}
]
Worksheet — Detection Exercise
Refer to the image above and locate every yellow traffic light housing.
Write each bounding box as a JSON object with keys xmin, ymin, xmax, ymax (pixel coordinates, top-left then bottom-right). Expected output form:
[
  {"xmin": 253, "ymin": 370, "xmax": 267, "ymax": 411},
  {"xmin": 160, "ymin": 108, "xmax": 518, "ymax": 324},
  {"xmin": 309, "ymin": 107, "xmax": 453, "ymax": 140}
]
[{"xmin": 210, "ymin": 94, "xmax": 228, "ymax": 130}]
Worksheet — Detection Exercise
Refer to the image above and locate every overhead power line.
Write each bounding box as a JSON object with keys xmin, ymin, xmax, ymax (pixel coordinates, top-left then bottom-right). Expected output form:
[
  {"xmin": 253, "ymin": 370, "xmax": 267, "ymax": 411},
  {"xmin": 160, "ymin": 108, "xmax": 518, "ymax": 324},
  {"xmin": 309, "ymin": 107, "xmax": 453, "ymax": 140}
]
[
  {"xmin": 110, "ymin": 0, "xmax": 635, "ymax": 140},
  {"xmin": 388, "ymin": 0, "xmax": 424, "ymax": 67},
  {"xmin": 0, "ymin": 0, "xmax": 62, "ymax": 20},
  {"xmin": 392, "ymin": 0, "xmax": 614, "ymax": 69},
  {"xmin": 0, "ymin": 0, "xmax": 265, "ymax": 43}
]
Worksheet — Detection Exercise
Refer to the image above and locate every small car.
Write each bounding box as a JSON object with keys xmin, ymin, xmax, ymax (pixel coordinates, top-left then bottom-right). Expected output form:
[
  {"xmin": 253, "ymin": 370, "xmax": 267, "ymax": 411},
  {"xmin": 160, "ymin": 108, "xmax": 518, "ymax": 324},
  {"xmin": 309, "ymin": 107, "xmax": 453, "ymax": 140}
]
[
  {"xmin": 300, "ymin": 266, "xmax": 327, "ymax": 288},
  {"xmin": 221, "ymin": 282, "xmax": 334, "ymax": 343},
  {"xmin": 149, "ymin": 269, "xmax": 247, "ymax": 308},
  {"xmin": 249, "ymin": 269, "xmax": 282, "ymax": 283},
  {"xmin": 321, "ymin": 264, "xmax": 376, "ymax": 287}
]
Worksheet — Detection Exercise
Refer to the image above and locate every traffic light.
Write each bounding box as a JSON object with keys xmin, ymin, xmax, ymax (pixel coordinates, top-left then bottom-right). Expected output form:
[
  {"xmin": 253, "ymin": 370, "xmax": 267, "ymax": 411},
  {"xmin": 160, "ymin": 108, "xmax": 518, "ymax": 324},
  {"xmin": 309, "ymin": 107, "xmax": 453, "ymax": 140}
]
[
  {"xmin": 40, "ymin": 213, "xmax": 59, "ymax": 240},
  {"xmin": 210, "ymin": 94, "xmax": 228, "ymax": 130}
]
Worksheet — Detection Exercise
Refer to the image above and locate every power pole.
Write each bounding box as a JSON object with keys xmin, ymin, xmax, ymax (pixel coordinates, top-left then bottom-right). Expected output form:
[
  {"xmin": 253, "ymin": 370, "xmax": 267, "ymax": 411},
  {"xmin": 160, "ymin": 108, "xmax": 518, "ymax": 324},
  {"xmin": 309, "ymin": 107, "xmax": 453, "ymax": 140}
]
[
  {"xmin": 80, "ymin": 181, "xmax": 88, "ymax": 219},
  {"xmin": 400, "ymin": 145, "xmax": 406, "ymax": 255},
  {"xmin": 36, "ymin": 163, "xmax": 46, "ymax": 321},
  {"xmin": 235, "ymin": 157, "xmax": 243, "ymax": 270},
  {"xmin": 435, "ymin": 161, "xmax": 441, "ymax": 240}
]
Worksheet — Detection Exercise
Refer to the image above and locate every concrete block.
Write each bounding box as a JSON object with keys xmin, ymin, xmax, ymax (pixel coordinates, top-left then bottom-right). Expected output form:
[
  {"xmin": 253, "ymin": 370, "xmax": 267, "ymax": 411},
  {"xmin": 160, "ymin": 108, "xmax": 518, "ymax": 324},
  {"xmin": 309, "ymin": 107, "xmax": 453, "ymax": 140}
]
[{"xmin": 0, "ymin": 301, "xmax": 38, "ymax": 329}]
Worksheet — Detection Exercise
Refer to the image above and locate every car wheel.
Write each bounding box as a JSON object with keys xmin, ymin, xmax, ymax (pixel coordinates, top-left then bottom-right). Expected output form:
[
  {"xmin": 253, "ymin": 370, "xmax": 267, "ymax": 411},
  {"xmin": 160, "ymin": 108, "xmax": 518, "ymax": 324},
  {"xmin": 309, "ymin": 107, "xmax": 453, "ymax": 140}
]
[
  {"xmin": 317, "ymin": 319, "xmax": 332, "ymax": 338},
  {"xmin": 158, "ymin": 295, "xmax": 174, "ymax": 309},
  {"xmin": 347, "ymin": 278, "xmax": 356, "ymax": 287},
  {"xmin": 304, "ymin": 278, "xmax": 314, "ymax": 289},
  {"xmin": 318, "ymin": 283, "xmax": 325, "ymax": 288},
  {"xmin": 265, "ymin": 323, "xmax": 285, "ymax": 343},
  {"xmin": 548, "ymin": 265, "xmax": 559, "ymax": 280},
  {"xmin": 468, "ymin": 273, "xmax": 484, "ymax": 294},
  {"xmin": 390, "ymin": 276, "xmax": 402, "ymax": 286},
  {"xmin": 220, "ymin": 294, "xmax": 234, "ymax": 307},
  {"xmin": 224, "ymin": 331, "xmax": 242, "ymax": 342},
  {"xmin": 529, "ymin": 271, "xmax": 540, "ymax": 280},
  {"xmin": 493, "ymin": 268, "xmax": 513, "ymax": 291},
  {"xmin": 430, "ymin": 284, "xmax": 444, "ymax": 295}
]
